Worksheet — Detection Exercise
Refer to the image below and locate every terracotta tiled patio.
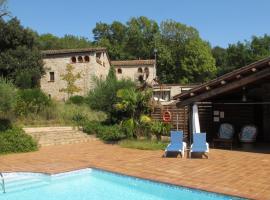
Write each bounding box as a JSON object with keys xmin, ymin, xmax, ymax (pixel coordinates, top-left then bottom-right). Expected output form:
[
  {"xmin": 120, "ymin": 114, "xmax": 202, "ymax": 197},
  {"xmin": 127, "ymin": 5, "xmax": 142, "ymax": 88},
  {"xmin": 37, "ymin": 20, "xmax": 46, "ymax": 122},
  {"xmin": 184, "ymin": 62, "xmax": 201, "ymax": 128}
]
[{"xmin": 0, "ymin": 140, "xmax": 270, "ymax": 200}]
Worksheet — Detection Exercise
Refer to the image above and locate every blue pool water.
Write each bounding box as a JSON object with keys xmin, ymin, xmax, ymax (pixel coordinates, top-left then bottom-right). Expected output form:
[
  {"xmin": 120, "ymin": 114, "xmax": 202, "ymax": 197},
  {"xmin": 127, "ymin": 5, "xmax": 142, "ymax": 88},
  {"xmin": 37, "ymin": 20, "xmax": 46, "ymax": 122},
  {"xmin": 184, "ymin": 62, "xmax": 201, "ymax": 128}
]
[{"xmin": 0, "ymin": 168, "xmax": 244, "ymax": 200}]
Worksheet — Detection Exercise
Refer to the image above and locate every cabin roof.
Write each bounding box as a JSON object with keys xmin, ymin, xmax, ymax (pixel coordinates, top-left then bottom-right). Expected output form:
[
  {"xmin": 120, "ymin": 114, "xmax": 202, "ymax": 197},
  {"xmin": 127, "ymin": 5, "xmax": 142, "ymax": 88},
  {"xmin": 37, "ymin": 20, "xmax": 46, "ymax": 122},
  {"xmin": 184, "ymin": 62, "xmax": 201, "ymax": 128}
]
[{"xmin": 173, "ymin": 57, "xmax": 270, "ymax": 106}]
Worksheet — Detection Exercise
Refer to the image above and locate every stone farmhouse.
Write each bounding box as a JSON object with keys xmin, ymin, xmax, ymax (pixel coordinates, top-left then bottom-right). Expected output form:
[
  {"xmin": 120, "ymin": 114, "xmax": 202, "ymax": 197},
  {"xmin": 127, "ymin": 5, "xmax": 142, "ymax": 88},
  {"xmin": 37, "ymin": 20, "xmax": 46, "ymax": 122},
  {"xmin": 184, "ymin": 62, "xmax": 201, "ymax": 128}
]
[
  {"xmin": 111, "ymin": 60, "xmax": 156, "ymax": 84},
  {"xmin": 40, "ymin": 48, "xmax": 156, "ymax": 100}
]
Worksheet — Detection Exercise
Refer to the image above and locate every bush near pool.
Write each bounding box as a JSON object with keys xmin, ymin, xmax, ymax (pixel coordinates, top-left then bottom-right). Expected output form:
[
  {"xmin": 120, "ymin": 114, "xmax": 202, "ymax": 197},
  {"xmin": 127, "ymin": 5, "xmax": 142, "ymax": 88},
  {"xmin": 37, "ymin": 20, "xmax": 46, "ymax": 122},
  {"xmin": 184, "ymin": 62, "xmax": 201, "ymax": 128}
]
[
  {"xmin": 83, "ymin": 121, "xmax": 126, "ymax": 142},
  {"xmin": 0, "ymin": 127, "xmax": 38, "ymax": 154}
]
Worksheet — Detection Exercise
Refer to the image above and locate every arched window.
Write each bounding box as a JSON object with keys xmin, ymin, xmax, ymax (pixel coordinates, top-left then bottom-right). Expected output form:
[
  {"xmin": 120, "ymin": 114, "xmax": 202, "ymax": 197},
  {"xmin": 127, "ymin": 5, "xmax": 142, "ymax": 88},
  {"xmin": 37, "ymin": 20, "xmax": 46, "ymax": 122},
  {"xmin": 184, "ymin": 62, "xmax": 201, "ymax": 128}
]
[
  {"xmin": 71, "ymin": 57, "xmax": 76, "ymax": 63},
  {"xmin": 84, "ymin": 56, "xmax": 90, "ymax": 62},
  {"xmin": 78, "ymin": 56, "xmax": 83, "ymax": 63},
  {"xmin": 117, "ymin": 68, "xmax": 122, "ymax": 74},
  {"xmin": 144, "ymin": 67, "xmax": 149, "ymax": 74},
  {"xmin": 144, "ymin": 67, "xmax": 149, "ymax": 78},
  {"xmin": 138, "ymin": 67, "xmax": 143, "ymax": 73}
]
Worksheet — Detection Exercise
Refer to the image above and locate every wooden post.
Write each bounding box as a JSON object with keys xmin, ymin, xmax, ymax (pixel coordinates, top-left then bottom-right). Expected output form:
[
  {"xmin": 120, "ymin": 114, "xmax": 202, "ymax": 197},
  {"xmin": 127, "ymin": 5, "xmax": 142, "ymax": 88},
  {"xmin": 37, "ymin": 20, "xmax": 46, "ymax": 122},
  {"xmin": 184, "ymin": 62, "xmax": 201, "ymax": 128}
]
[{"xmin": 188, "ymin": 103, "xmax": 194, "ymax": 146}]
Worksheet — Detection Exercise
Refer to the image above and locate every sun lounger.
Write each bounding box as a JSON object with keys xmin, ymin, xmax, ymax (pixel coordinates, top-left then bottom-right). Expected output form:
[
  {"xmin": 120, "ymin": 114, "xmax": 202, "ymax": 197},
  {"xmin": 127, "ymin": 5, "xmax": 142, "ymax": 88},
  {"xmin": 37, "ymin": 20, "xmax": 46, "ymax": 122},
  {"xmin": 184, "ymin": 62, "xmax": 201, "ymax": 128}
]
[
  {"xmin": 190, "ymin": 133, "xmax": 209, "ymax": 158},
  {"xmin": 164, "ymin": 131, "xmax": 186, "ymax": 158}
]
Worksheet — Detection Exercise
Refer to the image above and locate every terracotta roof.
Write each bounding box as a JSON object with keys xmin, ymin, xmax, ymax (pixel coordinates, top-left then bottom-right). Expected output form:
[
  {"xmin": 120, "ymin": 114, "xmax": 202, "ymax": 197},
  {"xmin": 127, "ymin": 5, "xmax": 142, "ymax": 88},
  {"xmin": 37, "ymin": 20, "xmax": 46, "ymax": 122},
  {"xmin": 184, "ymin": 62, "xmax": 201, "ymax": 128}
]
[
  {"xmin": 41, "ymin": 47, "xmax": 107, "ymax": 56},
  {"xmin": 111, "ymin": 59, "xmax": 155, "ymax": 66},
  {"xmin": 173, "ymin": 56, "xmax": 270, "ymax": 102}
]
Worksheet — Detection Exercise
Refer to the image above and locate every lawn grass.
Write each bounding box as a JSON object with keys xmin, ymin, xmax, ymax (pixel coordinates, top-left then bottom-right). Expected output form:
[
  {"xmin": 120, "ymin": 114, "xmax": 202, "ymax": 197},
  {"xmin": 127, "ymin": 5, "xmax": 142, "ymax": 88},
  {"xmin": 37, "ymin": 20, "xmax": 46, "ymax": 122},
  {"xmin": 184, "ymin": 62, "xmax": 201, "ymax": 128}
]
[
  {"xmin": 16, "ymin": 102, "xmax": 106, "ymax": 127},
  {"xmin": 119, "ymin": 139, "xmax": 168, "ymax": 150}
]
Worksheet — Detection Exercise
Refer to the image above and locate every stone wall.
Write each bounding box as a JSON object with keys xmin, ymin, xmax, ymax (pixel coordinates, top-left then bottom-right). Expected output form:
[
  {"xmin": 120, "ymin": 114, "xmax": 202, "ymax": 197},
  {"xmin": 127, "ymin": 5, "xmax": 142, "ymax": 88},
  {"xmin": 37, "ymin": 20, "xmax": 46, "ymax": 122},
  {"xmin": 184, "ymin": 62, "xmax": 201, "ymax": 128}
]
[
  {"xmin": 40, "ymin": 51, "xmax": 110, "ymax": 101},
  {"xmin": 115, "ymin": 65, "xmax": 155, "ymax": 83}
]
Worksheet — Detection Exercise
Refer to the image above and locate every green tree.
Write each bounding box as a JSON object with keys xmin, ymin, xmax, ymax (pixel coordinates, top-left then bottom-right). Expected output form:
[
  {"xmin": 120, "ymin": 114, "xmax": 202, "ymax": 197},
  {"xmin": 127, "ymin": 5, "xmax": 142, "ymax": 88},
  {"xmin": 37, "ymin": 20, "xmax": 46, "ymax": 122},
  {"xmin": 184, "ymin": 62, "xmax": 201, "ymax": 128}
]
[
  {"xmin": 37, "ymin": 34, "xmax": 93, "ymax": 50},
  {"xmin": 0, "ymin": 78, "xmax": 16, "ymax": 117},
  {"xmin": 250, "ymin": 35, "xmax": 270, "ymax": 61},
  {"xmin": 213, "ymin": 35, "xmax": 270, "ymax": 76},
  {"xmin": 93, "ymin": 21, "xmax": 130, "ymax": 60},
  {"xmin": 93, "ymin": 17, "xmax": 215, "ymax": 84},
  {"xmin": 0, "ymin": 18, "xmax": 44, "ymax": 88},
  {"xmin": 115, "ymin": 88, "xmax": 153, "ymax": 138},
  {"xmin": 59, "ymin": 64, "xmax": 81, "ymax": 98},
  {"xmin": 180, "ymin": 38, "xmax": 216, "ymax": 83},
  {"xmin": 115, "ymin": 88, "xmax": 152, "ymax": 120},
  {"xmin": 125, "ymin": 17, "xmax": 159, "ymax": 59},
  {"xmin": 212, "ymin": 46, "xmax": 228, "ymax": 76},
  {"xmin": 0, "ymin": 0, "xmax": 9, "ymax": 18},
  {"xmin": 158, "ymin": 20, "xmax": 201, "ymax": 83},
  {"xmin": 87, "ymin": 67, "xmax": 135, "ymax": 123}
]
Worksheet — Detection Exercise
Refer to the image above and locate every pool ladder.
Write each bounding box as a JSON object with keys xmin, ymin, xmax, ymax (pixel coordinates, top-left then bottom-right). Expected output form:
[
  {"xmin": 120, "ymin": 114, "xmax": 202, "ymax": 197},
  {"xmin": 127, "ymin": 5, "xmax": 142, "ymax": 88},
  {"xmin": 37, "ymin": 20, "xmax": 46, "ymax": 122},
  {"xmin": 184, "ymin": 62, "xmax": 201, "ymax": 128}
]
[{"xmin": 0, "ymin": 173, "xmax": 5, "ymax": 193}]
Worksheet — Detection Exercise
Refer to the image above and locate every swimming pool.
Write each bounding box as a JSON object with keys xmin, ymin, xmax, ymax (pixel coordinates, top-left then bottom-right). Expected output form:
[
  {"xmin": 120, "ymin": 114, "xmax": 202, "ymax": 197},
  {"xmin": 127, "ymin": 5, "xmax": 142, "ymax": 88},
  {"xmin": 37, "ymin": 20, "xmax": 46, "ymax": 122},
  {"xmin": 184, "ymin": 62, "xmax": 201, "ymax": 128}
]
[{"xmin": 0, "ymin": 168, "xmax": 244, "ymax": 200}]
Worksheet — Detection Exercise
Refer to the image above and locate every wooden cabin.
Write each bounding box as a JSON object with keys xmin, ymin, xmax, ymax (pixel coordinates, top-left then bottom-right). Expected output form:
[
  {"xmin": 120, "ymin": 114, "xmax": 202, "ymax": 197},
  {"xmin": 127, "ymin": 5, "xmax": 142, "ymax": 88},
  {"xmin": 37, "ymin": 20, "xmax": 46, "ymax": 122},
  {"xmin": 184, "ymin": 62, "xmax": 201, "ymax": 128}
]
[{"xmin": 172, "ymin": 57, "xmax": 270, "ymax": 148}]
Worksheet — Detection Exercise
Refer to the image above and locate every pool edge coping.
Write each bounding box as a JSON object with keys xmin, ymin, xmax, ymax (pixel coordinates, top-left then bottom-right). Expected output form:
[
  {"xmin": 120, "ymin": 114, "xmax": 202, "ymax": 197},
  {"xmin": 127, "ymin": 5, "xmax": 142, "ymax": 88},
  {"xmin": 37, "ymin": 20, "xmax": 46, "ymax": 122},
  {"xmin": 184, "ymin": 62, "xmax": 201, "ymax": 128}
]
[{"xmin": 1, "ymin": 166, "xmax": 252, "ymax": 200}]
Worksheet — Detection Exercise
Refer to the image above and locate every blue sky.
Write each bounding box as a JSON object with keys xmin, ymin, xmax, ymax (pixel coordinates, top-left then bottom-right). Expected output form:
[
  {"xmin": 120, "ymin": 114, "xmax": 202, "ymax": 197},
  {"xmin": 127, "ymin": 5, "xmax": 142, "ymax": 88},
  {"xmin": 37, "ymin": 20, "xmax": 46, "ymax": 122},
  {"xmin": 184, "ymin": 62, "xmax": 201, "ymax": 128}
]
[{"xmin": 8, "ymin": 0, "xmax": 270, "ymax": 47}]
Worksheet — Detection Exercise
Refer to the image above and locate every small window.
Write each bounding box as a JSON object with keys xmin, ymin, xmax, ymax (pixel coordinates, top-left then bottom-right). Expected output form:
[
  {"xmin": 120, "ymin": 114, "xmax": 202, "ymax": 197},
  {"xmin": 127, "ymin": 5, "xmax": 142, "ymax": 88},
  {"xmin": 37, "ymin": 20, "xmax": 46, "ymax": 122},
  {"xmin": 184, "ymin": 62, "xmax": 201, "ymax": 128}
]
[
  {"xmin": 78, "ymin": 56, "xmax": 83, "ymax": 63},
  {"xmin": 71, "ymin": 57, "xmax": 76, "ymax": 63},
  {"xmin": 84, "ymin": 56, "xmax": 90, "ymax": 62},
  {"xmin": 117, "ymin": 68, "xmax": 122, "ymax": 74},
  {"xmin": 144, "ymin": 67, "xmax": 149, "ymax": 74},
  {"xmin": 49, "ymin": 72, "xmax": 55, "ymax": 82},
  {"xmin": 144, "ymin": 67, "xmax": 149, "ymax": 78},
  {"xmin": 138, "ymin": 67, "xmax": 143, "ymax": 73},
  {"xmin": 96, "ymin": 52, "xmax": 102, "ymax": 59}
]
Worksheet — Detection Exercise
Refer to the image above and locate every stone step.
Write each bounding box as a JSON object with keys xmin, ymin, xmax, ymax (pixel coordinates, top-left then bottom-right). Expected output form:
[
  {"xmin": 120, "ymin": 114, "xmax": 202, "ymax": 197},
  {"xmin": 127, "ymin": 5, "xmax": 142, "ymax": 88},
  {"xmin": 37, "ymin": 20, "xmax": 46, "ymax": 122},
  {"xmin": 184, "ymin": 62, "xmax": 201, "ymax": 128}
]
[
  {"xmin": 23, "ymin": 127, "xmax": 76, "ymax": 133},
  {"xmin": 23, "ymin": 126, "xmax": 95, "ymax": 147},
  {"xmin": 27, "ymin": 131, "xmax": 90, "ymax": 138}
]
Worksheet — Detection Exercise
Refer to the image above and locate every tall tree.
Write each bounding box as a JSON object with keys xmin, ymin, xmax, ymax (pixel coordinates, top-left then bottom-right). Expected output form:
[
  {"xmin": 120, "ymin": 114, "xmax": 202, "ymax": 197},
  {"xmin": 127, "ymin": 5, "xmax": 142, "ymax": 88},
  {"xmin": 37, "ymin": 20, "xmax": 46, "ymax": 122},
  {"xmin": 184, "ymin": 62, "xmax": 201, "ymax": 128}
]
[
  {"xmin": 159, "ymin": 20, "xmax": 202, "ymax": 83},
  {"xmin": 212, "ymin": 46, "xmax": 228, "ymax": 76},
  {"xmin": 250, "ymin": 35, "xmax": 270, "ymax": 61},
  {"xmin": 0, "ymin": 18, "xmax": 44, "ymax": 88},
  {"xmin": 180, "ymin": 38, "xmax": 216, "ymax": 83},
  {"xmin": 0, "ymin": 0, "xmax": 9, "ymax": 18},
  {"xmin": 87, "ymin": 66, "xmax": 135, "ymax": 123},
  {"xmin": 125, "ymin": 16, "xmax": 159, "ymax": 59},
  {"xmin": 92, "ymin": 17, "xmax": 216, "ymax": 84},
  {"xmin": 213, "ymin": 35, "xmax": 270, "ymax": 76},
  {"xmin": 37, "ymin": 34, "xmax": 93, "ymax": 50}
]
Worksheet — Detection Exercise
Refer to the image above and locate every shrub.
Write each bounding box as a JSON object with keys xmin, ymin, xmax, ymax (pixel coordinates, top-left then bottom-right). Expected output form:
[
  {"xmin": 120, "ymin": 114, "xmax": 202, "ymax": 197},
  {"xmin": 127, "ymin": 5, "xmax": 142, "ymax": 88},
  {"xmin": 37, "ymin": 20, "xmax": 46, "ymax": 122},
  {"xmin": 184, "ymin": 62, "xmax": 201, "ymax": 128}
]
[
  {"xmin": 16, "ymin": 89, "xmax": 52, "ymax": 116},
  {"xmin": 72, "ymin": 113, "xmax": 87, "ymax": 127},
  {"xmin": 15, "ymin": 102, "xmax": 106, "ymax": 127},
  {"xmin": 0, "ymin": 127, "xmax": 38, "ymax": 154},
  {"xmin": 0, "ymin": 118, "xmax": 12, "ymax": 132},
  {"xmin": 57, "ymin": 103, "xmax": 106, "ymax": 125},
  {"xmin": 0, "ymin": 78, "xmax": 17, "ymax": 116},
  {"xmin": 150, "ymin": 121, "xmax": 171, "ymax": 141},
  {"xmin": 121, "ymin": 119, "xmax": 135, "ymax": 138},
  {"xmin": 82, "ymin": 121, "xmax": 103, "ymax": 135},
  {"xmin": 86, "ymin": 66, "xmax": 135, "ymax": 123},
  {"xmin": 67, "ymin": 95, "xmax": 85, "ymax": 105},
  {"xmin": 84, "ymin": 123, "xmax": 126, "ymax": 142},
  {"xmin": 98, "ymin": 125, "xmax": 126, "ymax": 142}
]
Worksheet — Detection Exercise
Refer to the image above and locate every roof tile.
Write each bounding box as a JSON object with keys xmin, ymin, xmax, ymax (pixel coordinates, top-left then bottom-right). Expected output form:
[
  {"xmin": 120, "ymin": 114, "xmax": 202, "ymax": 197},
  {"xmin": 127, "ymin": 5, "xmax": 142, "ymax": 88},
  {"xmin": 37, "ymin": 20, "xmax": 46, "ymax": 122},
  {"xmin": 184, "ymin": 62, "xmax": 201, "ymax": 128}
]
[{"xmin": 111, "ymin": 60, "xmax": 155, "ymax": 66}]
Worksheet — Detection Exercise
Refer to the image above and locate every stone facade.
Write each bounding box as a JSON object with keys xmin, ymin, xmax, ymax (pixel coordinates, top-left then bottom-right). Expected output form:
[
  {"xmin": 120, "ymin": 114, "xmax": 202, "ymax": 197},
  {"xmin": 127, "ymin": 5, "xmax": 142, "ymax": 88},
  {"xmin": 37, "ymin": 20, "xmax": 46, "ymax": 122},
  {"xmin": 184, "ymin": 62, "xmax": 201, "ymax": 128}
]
[
  {"xmin": 40, "ymin": 48, "xmax": 110, "ymax": 101},
  {"xmin": 111, "ymin": 60, "xmax": 156, "ymax": 84},
  {"xmin": 40, "ymin": 48, "xmax": 156, "ymax": 101}
]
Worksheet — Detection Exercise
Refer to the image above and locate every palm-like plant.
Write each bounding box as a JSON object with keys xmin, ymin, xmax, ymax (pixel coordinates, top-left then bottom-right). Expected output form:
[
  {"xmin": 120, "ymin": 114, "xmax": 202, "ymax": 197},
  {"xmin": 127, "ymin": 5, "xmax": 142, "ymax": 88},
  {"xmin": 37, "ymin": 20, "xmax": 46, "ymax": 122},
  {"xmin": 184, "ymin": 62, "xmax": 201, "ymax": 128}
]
[
  {"xmin": 115, "ymin": 88, "xmax": 153, "ymax": 138},
  {"xmin": 150, "ymin": 121, "xmax": 171, "ymax": 141}
]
